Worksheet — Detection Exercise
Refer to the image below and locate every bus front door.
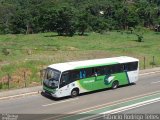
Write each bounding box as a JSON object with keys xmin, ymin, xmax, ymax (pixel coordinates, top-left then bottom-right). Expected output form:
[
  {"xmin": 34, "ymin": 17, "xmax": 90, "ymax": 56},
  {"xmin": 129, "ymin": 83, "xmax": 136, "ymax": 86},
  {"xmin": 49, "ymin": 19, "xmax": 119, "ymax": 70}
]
[{"xmin": 59, "ymin": 72, "xmax": 71, "ymax": 97}]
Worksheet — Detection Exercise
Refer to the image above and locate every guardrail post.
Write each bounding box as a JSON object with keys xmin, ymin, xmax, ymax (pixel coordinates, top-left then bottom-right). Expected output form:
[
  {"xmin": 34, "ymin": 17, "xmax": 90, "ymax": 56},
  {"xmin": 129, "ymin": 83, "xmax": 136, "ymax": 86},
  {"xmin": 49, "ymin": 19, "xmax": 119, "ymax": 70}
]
[
  {"xmin": 40, "ymin": 70, "xmax": 43, "ymax": 85},
  {"xmin": 144, "ymin": 57, "xmax": 146, "ymax": 69},
  {"xmin": 0, "ymin": 82, "xmax": 2, "ymax": 89},
  {"xmin": 152, "ymin": 56, "xmax": 155, "ymax": 68},
  {"xmin": 24, "ymin": 71, "xmax": 27, "ymax": 88},
  {"xmin": 7, "ymin": 74, "xmax": 11, "ymax": 89}
]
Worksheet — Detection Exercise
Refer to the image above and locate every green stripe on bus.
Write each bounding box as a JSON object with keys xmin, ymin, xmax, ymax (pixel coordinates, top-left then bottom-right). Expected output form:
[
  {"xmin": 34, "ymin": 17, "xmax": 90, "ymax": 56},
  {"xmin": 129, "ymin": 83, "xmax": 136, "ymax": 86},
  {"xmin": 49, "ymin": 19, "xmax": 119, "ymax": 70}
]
[
  {"xmin": 78, "ymin": 72, "xmax": 128, "ymax": 91},
  {"xmin": 43, "ymin": 86, "xmax": 56, "ymax": 93}
]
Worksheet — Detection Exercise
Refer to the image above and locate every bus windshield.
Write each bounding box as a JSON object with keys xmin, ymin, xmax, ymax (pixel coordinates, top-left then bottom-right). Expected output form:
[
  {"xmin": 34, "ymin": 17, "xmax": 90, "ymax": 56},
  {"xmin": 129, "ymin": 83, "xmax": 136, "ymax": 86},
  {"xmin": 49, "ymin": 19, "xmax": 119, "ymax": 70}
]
[{"xmin": 43, "ymin": 68, "xmax": 61, "ymax": 88}]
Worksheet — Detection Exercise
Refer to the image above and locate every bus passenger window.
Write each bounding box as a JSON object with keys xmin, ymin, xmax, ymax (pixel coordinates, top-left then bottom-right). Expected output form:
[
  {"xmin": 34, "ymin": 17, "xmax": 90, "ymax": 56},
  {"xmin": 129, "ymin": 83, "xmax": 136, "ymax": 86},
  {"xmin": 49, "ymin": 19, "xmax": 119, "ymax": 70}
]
[
  {"xmin": 80, "ymin": 70, "xmax": 86, "ymax": 79},
  {"xmin": 97, "ymin": 66, "xmax": 107, "ymax": 75},
  {"xmin": 85, "ymin": 68, "xmax": 94, "ymax": 78},
  {"xmin": 70, "ymin": 70, "xmax": 80, "ymax": 81},
  {"xmin": 104, "ymin": 66, "xmax": 112, "ymax": 74},
  {"xmin": 123, "ymin": 63, "xmax": 128, "ymax": 71}
]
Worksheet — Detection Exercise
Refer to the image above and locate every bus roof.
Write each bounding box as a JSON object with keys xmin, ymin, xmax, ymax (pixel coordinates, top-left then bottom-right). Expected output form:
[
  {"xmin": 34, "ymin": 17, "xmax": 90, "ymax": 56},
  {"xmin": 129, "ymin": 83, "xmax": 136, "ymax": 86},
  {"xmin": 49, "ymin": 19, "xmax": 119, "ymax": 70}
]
[{"xmin": 48, "ymin": 56, "xmax": 139, "ymax": 72}]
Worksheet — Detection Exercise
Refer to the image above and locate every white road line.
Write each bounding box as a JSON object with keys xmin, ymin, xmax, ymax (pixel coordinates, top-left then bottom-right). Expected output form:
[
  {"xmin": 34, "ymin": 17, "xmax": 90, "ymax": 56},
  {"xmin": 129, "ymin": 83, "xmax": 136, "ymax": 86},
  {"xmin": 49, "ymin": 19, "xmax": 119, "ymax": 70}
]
[
  {"xmin": 78, "ymin": 92, "xmax": 160, "ymax": 115},
  {"xmin": 42, "ymin": 98, "xmax": 79, "ymax": 107},
  {"xmin": 110, "ymin": 99, "xmax": 160, "ymax": 114},
  {"xmin": 0, "ymin": 91, "xmax": 38, "ymax": 100},
  {"xmin": 83, "ymin": 90, "xmax": 159, "ymax": 112},
  {"xmin": 102, "ymin": 97, "xmax": 160, "ymax": 114},
  {"xmin": 139, "ymin": 70, "xmax": 160, "ymax": 76},
  {"xmin": 151, "ymin": 81, "xmax": 160, "ymax": 84},
  {"xmin": 81, "ymin": 97, "xmax": 160, "ymax": 120},
  {"xmin": 54, "ymin": 91, "xmax": 160, "ymax": 120}
]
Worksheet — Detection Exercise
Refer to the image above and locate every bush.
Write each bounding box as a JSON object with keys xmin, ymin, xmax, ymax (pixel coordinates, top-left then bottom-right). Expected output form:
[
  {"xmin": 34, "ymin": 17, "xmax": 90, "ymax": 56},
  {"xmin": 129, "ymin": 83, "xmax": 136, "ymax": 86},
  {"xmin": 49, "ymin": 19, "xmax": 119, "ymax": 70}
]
[
  {"xmin": 136, "ymin": 34, "xmax": 143, "ymax": 42},
  {"xmin": 2, "ymin": 48, "xmax": 11, "ymax": 56}
]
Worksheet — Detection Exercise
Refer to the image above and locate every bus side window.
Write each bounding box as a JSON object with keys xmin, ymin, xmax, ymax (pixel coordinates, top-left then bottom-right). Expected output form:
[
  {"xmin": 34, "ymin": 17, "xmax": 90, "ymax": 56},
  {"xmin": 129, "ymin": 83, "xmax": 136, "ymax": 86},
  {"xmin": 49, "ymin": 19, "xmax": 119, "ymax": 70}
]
[
  {"xmin": 111, "ymin": 65, "xmax": 116, "ymax": 74},
  {"xmin": 70, "ymin": 70, "xmax": 80, "ymax": 82},
  {"xmin": 124, "ymin": 63, "xmax": 128, "ymax": 71},
  {"xmin": 96, "ymin": 66, "xmax": 105, "ymax": 76},
  {"xmin": 114, "ymin": 64, "xmax": 124, "ymax": 73},
  {"xmin": 103, "ymin": 66, "xmax": 111, "ymax": 75},
  {"xmin": 85, "ymin": 68, "xmax": 94, "ymax": 78},
  {"xmin": 60, "ymin": 72, "xmax": 70, "ymax": 88},
  {"xmin": 80, "ymin": 70, "xmax": 86, "ymax": 79}
]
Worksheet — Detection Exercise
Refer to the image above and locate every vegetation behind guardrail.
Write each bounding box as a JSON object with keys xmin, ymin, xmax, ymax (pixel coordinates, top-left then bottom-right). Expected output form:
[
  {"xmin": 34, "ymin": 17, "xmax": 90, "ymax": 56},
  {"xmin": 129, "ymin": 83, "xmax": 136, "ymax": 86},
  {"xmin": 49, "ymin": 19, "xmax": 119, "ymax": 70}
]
[{"xmin": 0, "ymin": 31, "xmax": 160, "ymax": 90}]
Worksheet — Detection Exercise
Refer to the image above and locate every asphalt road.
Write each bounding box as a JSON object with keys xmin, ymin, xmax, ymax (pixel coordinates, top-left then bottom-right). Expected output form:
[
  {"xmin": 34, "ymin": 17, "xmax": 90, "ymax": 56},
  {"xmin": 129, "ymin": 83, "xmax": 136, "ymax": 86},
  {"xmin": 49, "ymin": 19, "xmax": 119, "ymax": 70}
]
[
  {"xmin": 0, "ymin": 72, "xmax": 160, "ymax": 120},
  {"xmin": 92, "ymin": 101, "xmax": 160, "ymax": 120},
  {"xmin": 122, "ymin": 101, "xmax": 160, "ymax": 114}
]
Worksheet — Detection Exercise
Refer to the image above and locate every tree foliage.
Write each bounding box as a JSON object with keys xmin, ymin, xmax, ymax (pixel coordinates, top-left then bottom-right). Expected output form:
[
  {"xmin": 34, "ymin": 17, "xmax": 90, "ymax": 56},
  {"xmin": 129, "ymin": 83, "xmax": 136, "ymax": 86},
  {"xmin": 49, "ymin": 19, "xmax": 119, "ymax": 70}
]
[{"xmin": 0, "ymin": 0, "xmax": 160, "ymax": 36}]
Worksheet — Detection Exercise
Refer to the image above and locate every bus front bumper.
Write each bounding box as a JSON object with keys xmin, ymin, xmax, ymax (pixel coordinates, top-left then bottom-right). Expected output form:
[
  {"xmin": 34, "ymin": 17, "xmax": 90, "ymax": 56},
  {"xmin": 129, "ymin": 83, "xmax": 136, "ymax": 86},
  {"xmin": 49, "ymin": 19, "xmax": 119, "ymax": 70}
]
[{"xmin": 42, "ymin": 89, "xmax": 58, "ymax": 98}]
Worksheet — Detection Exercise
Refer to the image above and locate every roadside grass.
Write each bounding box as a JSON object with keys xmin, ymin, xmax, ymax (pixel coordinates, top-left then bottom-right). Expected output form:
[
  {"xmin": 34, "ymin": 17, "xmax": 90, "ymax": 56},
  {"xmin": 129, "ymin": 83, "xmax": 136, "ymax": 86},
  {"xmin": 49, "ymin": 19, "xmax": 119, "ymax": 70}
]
[{"xmin": 0, "ymin": 31, "xmax": 160, "ymax": 90}]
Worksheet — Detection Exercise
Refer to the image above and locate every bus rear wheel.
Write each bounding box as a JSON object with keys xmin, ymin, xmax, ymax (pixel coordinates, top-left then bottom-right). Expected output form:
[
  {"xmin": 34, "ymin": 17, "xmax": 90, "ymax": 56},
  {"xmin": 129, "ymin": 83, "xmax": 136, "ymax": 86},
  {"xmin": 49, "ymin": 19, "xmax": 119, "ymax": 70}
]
[
  {"xmin": 71, "ymin": 89, "xmax": 79, "ymax": 98},
  {"xmin": 112, "ymin": 81, "xmax": 119, "ymax": 89}
]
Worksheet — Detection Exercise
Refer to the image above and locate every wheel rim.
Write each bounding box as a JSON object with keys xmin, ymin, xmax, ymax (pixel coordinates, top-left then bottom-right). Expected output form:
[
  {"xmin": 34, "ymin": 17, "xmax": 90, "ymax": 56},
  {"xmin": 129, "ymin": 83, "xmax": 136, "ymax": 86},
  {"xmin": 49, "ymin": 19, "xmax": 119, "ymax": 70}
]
[
  {"xmin": 112, "ymin": 82, "xmax": 118, "ymax": 89},
  {"xmin": 72, "ymin": 90, "xmax": 77, "ymax": 97},
  {"xmin": 113, "ymin": 84, "xmax": 117, "ymax": 88}
]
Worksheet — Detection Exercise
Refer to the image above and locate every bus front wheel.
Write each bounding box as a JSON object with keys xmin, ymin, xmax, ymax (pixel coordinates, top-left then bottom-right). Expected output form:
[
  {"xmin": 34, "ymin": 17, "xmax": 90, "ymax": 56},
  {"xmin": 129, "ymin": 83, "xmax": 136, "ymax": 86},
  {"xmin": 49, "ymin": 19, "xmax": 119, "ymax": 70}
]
[
  {"xmin": 112, "ymin": 81, "xmax": 119, "ymax": 89},
  {"xmin": 71, "ymin": 89, "xmax": 79, "ymax": 98}
]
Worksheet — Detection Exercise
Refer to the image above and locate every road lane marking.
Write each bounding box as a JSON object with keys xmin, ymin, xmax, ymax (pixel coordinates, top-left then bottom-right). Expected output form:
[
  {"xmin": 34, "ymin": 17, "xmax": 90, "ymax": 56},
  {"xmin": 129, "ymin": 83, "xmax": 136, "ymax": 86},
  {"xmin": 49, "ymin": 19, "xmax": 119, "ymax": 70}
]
[
  {"xmin": 139, "ymin": 70, "xmax": 160, "ymax": 76},
  {"xmin": 78, "ymin": 93, "xmax": 160, "ymax": 115},
  {"xmin": 0, "ymin": 92, "xmax": 38, "ymax": 100},
  {"xmin": 109, "ymin": 98, "xmax": 160, "ymax": 114},
  {"xmin": 59, "ymin": 94, "xmax": 160, "ymax": 120},
  {"xmin": 88, "ymin": 98, "xmax": 160, "ymax": 120},
  {"xmin": 68, "ymin": 90, "xmax": 160, "ymax": 114},
  {"xmin": 151, "ymin": 81, "xmax": 160, "ymax": 84},
  {"xmin": 46, "ymin": 91, "xmax": 160, "ymax": 120},
  {"xmin": 42, "ymin": 98, "xmax": 79, "ymax": 107}
]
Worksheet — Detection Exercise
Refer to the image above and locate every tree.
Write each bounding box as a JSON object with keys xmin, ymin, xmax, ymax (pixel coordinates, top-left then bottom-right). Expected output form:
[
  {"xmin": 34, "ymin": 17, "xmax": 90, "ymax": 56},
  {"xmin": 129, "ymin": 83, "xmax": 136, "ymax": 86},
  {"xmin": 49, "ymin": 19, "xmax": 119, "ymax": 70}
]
[
  {"xmin": 38, "ymin": 7, "xmax": 57, "ymax": 32},
  {"xmin": 9, "ymin": 0, "xmax": 44, "ymax": 34},
  {"xmin": 55, "ymin": 6, "xmax": 77, "ymax": 36},
  {"xmin": 1, "ymin": 0, "xmax": 160, "ymax": 35},
  {"xmin": 0, "ymin": 3, "xmax": 15, "ymax": 34},
  {"xmin": 77, "ymin": 12, "xmax": 89, "ymax": 35}
]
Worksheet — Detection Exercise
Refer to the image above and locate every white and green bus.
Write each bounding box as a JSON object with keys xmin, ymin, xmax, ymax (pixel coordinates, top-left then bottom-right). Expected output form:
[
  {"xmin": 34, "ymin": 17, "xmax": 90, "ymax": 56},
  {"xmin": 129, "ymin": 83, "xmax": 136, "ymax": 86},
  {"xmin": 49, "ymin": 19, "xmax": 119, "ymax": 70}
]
[{"xmin": 43, "ymin": 56, "xmax": 139, "ymax": 98}]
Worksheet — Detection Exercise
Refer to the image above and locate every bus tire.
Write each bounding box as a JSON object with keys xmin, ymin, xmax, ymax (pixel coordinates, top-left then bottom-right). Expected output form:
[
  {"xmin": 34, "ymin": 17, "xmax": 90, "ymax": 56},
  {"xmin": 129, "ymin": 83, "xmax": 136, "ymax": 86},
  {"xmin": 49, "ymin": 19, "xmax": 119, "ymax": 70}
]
[
  {"xmin": 71, "ymin": 88, "xmax": 79, "ymax": 98},
  {"xmin": 112, "ymin": 81, "xmax": 119, "ymax": 89},
  {"xmin": 131, "ymin": 82, "xmax": 136, "ymax": 85}
]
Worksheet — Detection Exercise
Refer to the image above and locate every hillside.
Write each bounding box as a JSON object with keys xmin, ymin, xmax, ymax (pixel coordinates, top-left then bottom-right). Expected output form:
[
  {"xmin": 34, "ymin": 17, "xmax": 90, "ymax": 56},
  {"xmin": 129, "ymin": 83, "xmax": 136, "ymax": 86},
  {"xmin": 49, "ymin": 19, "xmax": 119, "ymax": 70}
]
[{"xmin": 0, "ymin": 31, "xmax": 160, "ymax": 90}]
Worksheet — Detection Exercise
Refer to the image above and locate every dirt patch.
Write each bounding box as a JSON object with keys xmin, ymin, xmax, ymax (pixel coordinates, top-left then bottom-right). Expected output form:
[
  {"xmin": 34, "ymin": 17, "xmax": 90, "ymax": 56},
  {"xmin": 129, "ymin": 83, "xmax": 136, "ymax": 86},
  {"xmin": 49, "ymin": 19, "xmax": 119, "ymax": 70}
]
[
  {"xmin": 29, "ymin": 82, "xmax": 41, "ymax": 87},
  {"xmin": 0, "ymin": 68, "xmax": 32, "ymax": 87},
  {"xmin": 66, "ymin": 46, "xmax": 79, "ymax": 51},
  {"xmin": 0, "ymin": 75, "xmax": 8, "ymax": 83},
  {"xmin": 51, "ymin": 50, "xmax": 120, "ymax": 63}
]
